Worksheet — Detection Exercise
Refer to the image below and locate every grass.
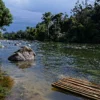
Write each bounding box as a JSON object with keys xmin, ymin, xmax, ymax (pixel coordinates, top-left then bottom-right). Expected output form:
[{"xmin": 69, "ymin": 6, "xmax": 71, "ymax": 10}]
[{"xmin": 0, "ymin": 70, "xmax": 14, "ymax": 99}]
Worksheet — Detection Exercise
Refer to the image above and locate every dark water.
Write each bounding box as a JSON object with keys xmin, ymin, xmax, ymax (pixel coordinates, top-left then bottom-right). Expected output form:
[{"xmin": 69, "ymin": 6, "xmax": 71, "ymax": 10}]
[{"xmin": 0, "ymin": 40, "xmax": 100, "ymax": 100}]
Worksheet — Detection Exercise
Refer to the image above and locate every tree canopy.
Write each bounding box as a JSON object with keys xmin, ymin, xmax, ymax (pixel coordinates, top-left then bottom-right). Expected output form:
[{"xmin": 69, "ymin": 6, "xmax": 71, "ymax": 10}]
[
  {"xmin": 0, "ymin": 0, "xmax": 12, "ymax": 37},
  {"xmin": 4, "ymin": 0, "xmax": 100, "ymax": 43}
]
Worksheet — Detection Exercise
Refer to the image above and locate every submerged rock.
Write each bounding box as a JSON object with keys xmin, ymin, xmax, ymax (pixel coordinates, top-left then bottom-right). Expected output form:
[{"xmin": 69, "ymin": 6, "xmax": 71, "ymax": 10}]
[{"xmin": 8, "ymin": 46, "xmax": 35, "ymax": 61}]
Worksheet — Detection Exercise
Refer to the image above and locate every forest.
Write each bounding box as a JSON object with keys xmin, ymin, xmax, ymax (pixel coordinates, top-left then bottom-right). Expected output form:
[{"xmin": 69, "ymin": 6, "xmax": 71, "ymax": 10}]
[
  {"xmin": 1, "ymin": 0, "xmax": 100, "ymax": 43},
  {"xmin": 0, "ymin": 0, "xmax": 100, "ymax": 99}
]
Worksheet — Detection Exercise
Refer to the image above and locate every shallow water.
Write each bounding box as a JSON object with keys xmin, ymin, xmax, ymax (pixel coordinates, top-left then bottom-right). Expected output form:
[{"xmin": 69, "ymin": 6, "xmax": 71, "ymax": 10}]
[{"xmin": 0, "ymin": 40, "xmax": 100, "ymax": 100}]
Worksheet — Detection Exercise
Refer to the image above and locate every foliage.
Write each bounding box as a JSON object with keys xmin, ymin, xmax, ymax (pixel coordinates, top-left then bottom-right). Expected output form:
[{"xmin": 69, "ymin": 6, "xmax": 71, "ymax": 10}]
[
  {"xmin": 0, "ymin": 0, "xmax": 13, "ymax": 27},
  {"xmin": 0, "ymin": 0, "xmax": 13, "ymax": 38},
  {"xmin": 3, "ymin": 0, "xmax": 100, "ymax": 43}
]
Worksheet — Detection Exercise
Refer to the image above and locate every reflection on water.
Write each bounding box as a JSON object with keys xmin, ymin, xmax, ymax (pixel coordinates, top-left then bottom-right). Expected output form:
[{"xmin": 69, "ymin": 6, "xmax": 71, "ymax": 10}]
[
  {"xmin": 14, "ymin": 61, "xmax": 35, "ymax": 69},
  {"xmin": 0, "ymin": 40, "xmax": 100, "ymax": 100}
]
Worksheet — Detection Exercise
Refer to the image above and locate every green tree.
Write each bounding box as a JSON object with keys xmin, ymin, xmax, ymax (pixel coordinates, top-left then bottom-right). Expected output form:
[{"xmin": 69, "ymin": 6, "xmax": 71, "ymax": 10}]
[
  {"xmin": 26, "ymin": 27, "xmax": 35, "ymax": 40},
  {"xmin": 4, "ymin": 0, "xmax": 100, "ymax": 43},
  {"xmin": 42, "ymin": 12, "xmax": 52, "ymax": 39},
  {"xmin": 0, "ymin": 0, "xmax": 13, "ymax": 28},
  {"xmin": 36, "ymin": 23, "xmax": 46, "ymax": 41},
  {"xmin": 0, "ymin": 0, "xmax": 12, "ymax": 38}
]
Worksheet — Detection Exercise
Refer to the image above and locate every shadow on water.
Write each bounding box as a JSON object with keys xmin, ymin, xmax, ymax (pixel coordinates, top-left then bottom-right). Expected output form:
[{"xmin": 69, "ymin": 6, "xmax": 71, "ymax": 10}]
[{"xmin": 51, "ymin": 87, "xmax": 90, "ymax": 100}]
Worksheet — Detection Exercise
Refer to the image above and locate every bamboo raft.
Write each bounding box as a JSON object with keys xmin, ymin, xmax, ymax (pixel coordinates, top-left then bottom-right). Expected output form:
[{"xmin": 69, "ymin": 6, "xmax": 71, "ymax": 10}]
[{"xmin": 52, "ymin": 77, "xmax": 100, "ymax": 100}]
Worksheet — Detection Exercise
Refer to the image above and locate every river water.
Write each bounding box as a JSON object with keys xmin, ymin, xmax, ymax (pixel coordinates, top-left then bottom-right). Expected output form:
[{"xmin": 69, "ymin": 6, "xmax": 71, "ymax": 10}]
[{"xmin": 0, "ymin": 40, "xmax": 100, "ymax": 100}]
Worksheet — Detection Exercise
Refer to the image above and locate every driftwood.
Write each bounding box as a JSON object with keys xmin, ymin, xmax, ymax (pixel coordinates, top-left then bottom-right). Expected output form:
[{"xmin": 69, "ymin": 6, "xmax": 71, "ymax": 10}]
[{"xmin": 52, "ymin": 77, "xmax": 100, "ymax": 100}]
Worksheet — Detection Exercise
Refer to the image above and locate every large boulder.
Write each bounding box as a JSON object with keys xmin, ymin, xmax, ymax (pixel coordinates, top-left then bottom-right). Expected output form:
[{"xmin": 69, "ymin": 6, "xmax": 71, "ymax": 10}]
[{"xmin": 8, "ymin": 46, "xmax": 35, "ymax": 61}]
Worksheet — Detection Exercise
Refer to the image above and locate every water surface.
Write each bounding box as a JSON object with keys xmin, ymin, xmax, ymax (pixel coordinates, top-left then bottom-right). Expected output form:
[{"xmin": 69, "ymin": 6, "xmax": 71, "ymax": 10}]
[{"xmin": 0, "ymin": 40, "xmax": 100, "ymax": 100}]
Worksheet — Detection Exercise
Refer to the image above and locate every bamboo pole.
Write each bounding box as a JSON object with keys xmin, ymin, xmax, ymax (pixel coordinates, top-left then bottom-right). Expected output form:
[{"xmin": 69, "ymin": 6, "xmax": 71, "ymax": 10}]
[{"xmin": 52, "ymin": 77, "xmax": 100, "ymax": 100}]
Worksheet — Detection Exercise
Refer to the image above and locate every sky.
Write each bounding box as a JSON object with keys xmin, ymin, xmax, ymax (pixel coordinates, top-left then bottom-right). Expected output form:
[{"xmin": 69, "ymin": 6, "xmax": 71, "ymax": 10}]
[{"xmin": 3, "ymin": 0, "xmax": 94, "ymax": 32}]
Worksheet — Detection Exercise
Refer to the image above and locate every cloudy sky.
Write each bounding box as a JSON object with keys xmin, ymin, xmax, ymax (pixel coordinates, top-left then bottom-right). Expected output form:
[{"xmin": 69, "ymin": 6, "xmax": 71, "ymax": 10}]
[{"xmin": 3, "ymin": 0, "xmax": 93, "ymax": 32}]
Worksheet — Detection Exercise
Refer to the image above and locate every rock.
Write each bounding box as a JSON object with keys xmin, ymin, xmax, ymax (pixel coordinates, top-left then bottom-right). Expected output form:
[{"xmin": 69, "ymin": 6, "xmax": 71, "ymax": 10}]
[
  {"xmin": 1, "ymin": 45, "xmax": 5, "ymax": 48},
  {"xmin": 14, "ymin": 43, "xmax": 21, "ymax": 46},
  {"xmin": 0, "ymin": 43, "xmax": 5, "ymax": 48},
  {"xmin": 8, "ymin": 46, "xmax": 35, "ymax": 61},
  {"xmin": 27, "ymin": 44, "xmax": 31, "ymax": 47}
]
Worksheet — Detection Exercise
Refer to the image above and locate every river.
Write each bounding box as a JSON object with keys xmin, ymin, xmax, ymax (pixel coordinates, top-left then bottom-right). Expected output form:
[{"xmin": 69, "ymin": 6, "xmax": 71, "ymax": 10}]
[{"xmin": 0, "ymin": 40, "xmax": 100, "ymax": 100}]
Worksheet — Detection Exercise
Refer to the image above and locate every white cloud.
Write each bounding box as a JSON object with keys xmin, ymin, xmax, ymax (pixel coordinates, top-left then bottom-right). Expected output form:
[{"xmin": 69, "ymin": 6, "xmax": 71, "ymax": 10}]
[
  {"xmin": 3, "ymin": 0, "xmax": 77, "ymax": 31},
  {"xmin": 3, "ymin": 0, "xmax": 30, "ymax": 8},
  {"xmin": 10, "ymin": 7, "xmax": 42, "ymax": 23},
  {"xmin": 3, "ymin": 0, "xmax": 77, "ymax": 13},
  {"xmin": 8, "ymin": 0, "xmax": 23, "ymax": 5},
  {"xmin": 3, "ymin": 0, "xmax": 94, "ymax": 31}
]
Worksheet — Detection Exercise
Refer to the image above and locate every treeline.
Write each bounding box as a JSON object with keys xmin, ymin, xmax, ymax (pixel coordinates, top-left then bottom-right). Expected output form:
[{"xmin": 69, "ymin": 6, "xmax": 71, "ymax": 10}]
[{"xmin": 4, "ymin": 0, "xmax": 100, "ymax": 43}]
